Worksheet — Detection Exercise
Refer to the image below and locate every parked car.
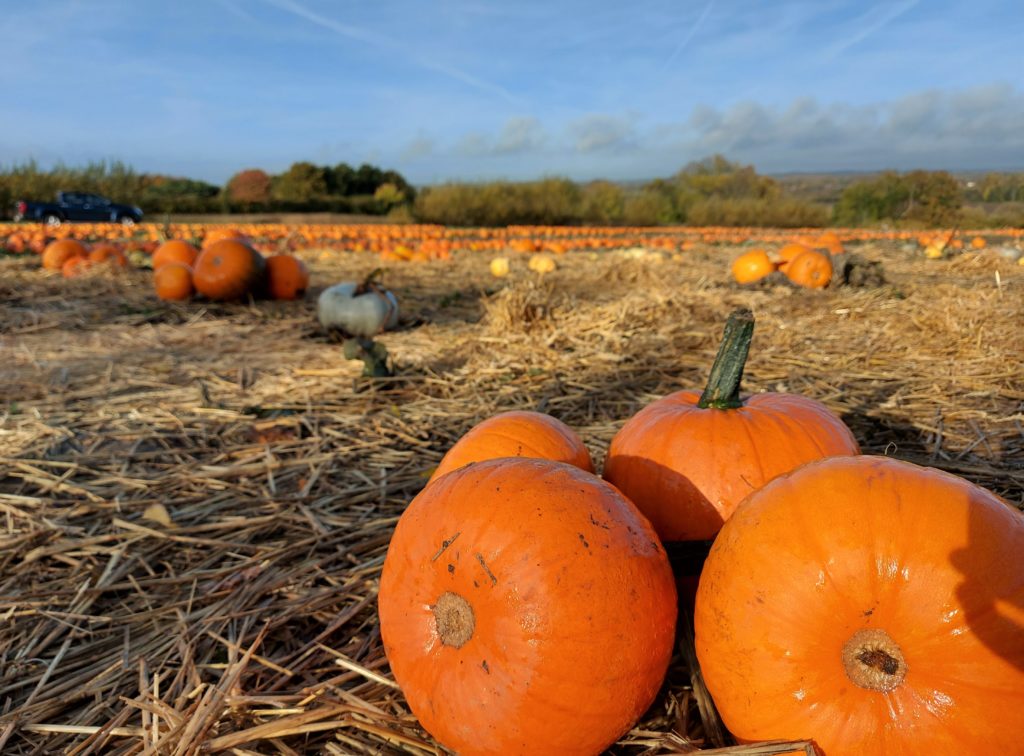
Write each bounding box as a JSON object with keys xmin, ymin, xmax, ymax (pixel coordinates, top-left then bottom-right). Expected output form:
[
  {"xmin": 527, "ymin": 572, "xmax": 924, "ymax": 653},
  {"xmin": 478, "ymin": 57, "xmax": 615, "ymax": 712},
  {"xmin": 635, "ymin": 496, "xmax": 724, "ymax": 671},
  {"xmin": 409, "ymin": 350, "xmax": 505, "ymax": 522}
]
[{"xmin": 13, "ymin": 191, "xmax": 144, "ymax": 226}]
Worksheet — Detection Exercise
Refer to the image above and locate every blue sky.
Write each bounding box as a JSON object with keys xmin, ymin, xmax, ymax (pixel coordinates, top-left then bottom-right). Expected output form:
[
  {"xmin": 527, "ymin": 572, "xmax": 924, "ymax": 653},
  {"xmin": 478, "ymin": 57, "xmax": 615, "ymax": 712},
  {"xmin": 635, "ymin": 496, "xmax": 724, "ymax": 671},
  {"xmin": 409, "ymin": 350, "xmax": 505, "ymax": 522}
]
[{"xmin": 2, "ymin": 0, "xmax": 1023, "ymax": 185}]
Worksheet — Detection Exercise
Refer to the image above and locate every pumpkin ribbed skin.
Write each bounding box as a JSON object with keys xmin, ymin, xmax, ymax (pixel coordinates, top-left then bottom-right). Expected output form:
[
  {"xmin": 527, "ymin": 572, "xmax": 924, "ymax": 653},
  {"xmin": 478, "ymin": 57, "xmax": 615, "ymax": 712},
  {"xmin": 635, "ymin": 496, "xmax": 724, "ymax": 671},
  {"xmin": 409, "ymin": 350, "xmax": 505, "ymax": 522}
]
[
  {"xmin": 379, "ymin": 458, "xmax": 677, "ymax": 756},
  {"xmin": 428, "ymin": 410, "xmax": 594, "ymax": 483},
  {"xmin": 192, "ymin": 239, "xmax": 265, "ymax": 301},
  {"xmin": 695, "ymin": 455, "xmax": 1024, "ymax": 754},
  {"xmin": 603, "ymin": 391, "xmax": 859, "ymax": 540}
]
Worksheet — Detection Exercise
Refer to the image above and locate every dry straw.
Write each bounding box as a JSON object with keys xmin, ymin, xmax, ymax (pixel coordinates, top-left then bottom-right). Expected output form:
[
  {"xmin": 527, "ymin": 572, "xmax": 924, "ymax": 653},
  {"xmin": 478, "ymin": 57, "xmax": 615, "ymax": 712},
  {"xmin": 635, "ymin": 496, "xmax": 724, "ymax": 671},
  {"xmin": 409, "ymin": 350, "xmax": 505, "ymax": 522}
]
[{"xmin": 1, "ymin": 240, "xmax": 1022, "ymax": 753}]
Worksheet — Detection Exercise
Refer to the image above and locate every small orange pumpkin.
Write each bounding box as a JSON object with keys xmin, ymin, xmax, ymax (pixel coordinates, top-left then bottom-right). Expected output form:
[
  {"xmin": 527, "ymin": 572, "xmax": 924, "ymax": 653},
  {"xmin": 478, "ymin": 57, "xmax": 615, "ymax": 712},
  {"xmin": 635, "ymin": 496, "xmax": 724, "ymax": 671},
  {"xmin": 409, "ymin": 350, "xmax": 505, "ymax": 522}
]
[
  {"xmin": 265, "ymin": 254, "xmax": 309, "ymax": 300},
  {"xmin": 774, "ymin": 242, "xmax": 812, "ymax": 271},
  {"xmin": 379, "ymin": 458, "xmax": 677, "ymax": 756},
  {"xmin": 42, "ymin": 239, "xmax": 87, "ymax": 271},
  {"xmin": 695, "ymin": 455, "xmax": 1024, "ymax": 754},
  {"xmin": 784, "ymin": 249, "xmax": 833, "ymax": 289},
  {"xmin": 152, "ymin": 239, "xmax": 199, "ymax": 270},
  {"xmin": 154, "ymin": 263, "xmax": 195, "ymax": 301},
  {"xmin": 61, "ymin": 255, "xmax": 91, "ymax": 278},
  {"xmin": 603, "ymin": 309, "xmax": 859, "ymax": 541},
  {"xmin": 731, "ymin": 249, "xmax": 774, "ymax": 284},
  {"xmin": 192, "ymin": 239, "xmax": 266, "ymax": 301},
  {"xmin": 428, "ymin": 410, "xmax": 594, "ymax": 483},
  {"xmin": 88, "ymin": 244, "xmax": 127, "ymax": 267}
]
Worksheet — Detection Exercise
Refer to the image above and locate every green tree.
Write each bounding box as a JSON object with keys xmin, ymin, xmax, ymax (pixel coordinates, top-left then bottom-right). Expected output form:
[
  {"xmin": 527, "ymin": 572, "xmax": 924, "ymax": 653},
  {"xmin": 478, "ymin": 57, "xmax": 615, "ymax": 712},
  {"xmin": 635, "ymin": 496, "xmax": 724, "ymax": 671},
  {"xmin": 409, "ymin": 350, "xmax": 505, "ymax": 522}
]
[
  {"xmin": 834, "ymin": 170, "xmax": 962, "ymax": 226},
  {"xmin": 272, "ymin": 162, "xmax": 327, "ymax": 204},
  {"xmin": 580, "ymin": 180, "xmax": 625, "ymax": 224}
]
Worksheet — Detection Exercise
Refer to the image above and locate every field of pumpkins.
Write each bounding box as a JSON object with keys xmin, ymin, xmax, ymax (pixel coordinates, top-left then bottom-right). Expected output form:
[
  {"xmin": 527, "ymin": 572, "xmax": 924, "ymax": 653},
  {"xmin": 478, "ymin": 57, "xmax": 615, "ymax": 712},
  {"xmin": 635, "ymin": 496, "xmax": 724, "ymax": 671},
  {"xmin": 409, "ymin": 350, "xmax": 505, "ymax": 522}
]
[{"xmin": 1, "ymin": 219, "xmax": 1023, "ymax": 754}]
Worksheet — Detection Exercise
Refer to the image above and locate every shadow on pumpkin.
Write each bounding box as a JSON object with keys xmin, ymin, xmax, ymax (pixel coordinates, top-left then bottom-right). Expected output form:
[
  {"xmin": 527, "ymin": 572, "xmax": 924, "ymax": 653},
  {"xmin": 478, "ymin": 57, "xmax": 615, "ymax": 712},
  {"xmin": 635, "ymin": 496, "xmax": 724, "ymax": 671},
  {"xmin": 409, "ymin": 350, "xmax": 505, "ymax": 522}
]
[
  {"xmin": 602, "ymin": 455, "xmax": 726, "ymax": 542},
  {"xmin": 949, "ymin": 493, "xmax": 1024, "ymax": 673}
]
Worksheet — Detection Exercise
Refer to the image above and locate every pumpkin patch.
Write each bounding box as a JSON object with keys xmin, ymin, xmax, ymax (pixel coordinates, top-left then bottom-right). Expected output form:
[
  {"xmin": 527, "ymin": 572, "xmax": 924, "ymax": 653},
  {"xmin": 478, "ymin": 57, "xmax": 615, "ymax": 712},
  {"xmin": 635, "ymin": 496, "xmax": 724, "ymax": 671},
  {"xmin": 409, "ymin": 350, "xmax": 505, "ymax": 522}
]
[{"xmin": 1, "ymin": 218, "xmax": 1022, "ymax": 754}]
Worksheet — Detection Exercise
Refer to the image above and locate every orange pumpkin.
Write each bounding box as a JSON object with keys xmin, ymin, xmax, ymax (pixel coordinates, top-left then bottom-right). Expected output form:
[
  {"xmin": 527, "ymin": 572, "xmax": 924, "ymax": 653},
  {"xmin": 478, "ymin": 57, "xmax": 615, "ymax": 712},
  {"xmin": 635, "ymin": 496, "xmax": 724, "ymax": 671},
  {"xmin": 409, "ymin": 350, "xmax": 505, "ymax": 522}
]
[
  {"xmin": 202, "ymin": 226, "xmax": 249, "ymax": 248},
  {"xmin": 61, "ymin": 255, "xmax": 91, "ymax": 278},
  {"xmin": 695, "ymin": 455, "xmax": 1024, "ymax": 754},
  {"xmin": 265, "ymin": 254, "xmax": 309, "ymax": 300},
  {"xmin": 42, "ymin": 239, "xmax": 87, "ymax": 271},
  {"xmin": 152, "ymin": 239, "xmax": 199, "ymax": 270},
  {"xmin": 603, "ymin": 309, "xmax": 859, "ymax": 541},
  {"xmin": 379, "ymin": 458, "xmax": 677, "ymax": 756},
  {"xmin": 731, "ymin": 249, "xmax": 774, "ymax": 284},
  {"xmin": 971, "ymin": 236, "xmax": 987, "ymax": 249},
  {"xmin": 784, "ymin": 249, "xmax": 833, "ymax": 289},
  {"xmin": 154, "ymin": 263, "xmax": 195, "ymax": 301},
  {"xmin": 774, "ymin": 242, "xmax": 812, "ymax": 271},
  {"xmin": 428, "ymin": 410, "xmax": 594, "ymax": 483},
  {"xmin": 192, "ymin": 239, "xmax": 266, "ymax": 301},
  {"xmin": 87, "ymin": 244, "xmax": 127, "ymax": 266}
]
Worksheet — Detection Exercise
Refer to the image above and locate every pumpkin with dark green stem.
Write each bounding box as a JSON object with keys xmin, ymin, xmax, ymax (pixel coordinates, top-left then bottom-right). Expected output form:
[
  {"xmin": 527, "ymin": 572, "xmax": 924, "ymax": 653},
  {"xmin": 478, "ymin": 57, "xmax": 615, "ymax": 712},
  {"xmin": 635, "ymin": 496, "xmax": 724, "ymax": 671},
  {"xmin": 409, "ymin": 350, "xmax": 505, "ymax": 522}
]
[{"xmin": 603, "ymin": 308, "xmax": 860, "ymax": 541}]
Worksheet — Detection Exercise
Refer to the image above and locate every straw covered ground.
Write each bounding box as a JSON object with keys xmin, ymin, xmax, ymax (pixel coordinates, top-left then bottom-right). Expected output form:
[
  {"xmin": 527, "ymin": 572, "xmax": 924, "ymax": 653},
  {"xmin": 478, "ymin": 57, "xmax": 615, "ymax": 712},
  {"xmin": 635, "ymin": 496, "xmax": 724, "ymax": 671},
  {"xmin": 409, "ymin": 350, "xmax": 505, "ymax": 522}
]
[{"xmin": 1, "ymin": 238, "xmax": 1022, "ymax": 754}]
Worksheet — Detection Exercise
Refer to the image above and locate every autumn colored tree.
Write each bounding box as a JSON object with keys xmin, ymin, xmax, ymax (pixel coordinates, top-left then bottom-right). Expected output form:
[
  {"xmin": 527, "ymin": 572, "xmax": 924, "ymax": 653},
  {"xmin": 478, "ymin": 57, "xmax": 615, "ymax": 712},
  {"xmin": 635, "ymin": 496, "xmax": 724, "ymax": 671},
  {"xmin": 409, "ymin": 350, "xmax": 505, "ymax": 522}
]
[{"xmin": 225, "ymin": 169, "xmax": 272, "ymax": 210}]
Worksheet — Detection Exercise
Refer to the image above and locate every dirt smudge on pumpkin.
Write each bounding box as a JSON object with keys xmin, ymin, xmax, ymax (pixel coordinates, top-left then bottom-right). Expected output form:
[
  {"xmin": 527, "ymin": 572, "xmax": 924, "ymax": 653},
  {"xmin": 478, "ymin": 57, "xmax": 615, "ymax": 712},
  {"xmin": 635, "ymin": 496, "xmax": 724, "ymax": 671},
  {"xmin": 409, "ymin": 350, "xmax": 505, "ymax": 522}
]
[
  {"xmin": 475, "ymin": 553, "xmax": 498, "ymax": 586},
  {"xmin": 431, "ymin": 531, "xmax": 461, "ymax": 562}
]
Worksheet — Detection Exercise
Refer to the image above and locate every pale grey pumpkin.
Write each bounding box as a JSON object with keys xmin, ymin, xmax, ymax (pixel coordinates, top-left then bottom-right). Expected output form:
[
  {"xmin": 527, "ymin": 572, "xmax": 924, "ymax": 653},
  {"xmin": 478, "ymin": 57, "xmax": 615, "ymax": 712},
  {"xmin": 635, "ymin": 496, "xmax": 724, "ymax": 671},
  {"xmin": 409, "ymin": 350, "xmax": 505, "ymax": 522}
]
[{"xmin": 317, "ymin": 281, "xmax": 399, "ymax": 338}]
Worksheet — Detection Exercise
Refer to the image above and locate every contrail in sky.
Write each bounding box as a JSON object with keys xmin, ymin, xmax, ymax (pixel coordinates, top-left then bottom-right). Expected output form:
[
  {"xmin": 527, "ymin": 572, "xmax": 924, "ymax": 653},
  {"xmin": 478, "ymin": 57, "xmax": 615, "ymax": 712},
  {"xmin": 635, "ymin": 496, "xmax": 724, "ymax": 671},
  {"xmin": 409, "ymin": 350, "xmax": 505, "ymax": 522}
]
[
  {"xmin": 663, "ymin": 0, "xmax": 716, "ymax": 70},
  {"xmin": 264, "ymin": 0, "xmax": 525, "ymax": 106}
]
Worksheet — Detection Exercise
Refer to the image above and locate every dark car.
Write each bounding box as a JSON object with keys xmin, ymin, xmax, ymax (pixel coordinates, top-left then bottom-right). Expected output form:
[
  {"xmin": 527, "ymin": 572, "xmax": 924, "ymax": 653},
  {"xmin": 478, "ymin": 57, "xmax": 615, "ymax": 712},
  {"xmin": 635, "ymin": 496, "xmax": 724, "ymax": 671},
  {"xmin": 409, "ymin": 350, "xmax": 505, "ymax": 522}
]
[{"xmin": 13, "ymin": 191, "xmax": 144, "ymax": 226}]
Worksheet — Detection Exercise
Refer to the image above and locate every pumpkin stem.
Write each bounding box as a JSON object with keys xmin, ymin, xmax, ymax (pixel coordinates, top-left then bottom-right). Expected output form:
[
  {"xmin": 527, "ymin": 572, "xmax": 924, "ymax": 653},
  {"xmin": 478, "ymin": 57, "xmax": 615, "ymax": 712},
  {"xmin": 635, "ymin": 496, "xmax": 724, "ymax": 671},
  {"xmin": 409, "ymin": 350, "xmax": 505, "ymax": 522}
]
[
  {"xmin": 433, "ymin": 592, "xmax": 475, "ymax": 649},
  {"xmin": 342, "ymin": 337, "xmax": 392, "ymax": 378},
  {"xmin": 697, "ymin": 308, "xmax": 755, "ymax": 410},
  {"xmin": 356, "ymin": 268, "xmax": 385, "ymax": 296},
  {"xmin": 842, "ymin": 628, "xmax": 907, "ymax": 692}
]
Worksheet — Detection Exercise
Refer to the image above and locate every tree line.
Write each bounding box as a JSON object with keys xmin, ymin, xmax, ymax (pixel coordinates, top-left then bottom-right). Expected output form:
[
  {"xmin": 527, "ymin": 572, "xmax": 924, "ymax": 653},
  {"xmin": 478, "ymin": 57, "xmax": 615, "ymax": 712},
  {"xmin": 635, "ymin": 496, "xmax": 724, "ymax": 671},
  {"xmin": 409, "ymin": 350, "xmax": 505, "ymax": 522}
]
[
  {"xmin": 0, "ymin": 160, "xmax": 415, "ymax": 217},
  {"xmin": 2, "ymin": 156, "xmax": 1022, "ymax": 227}
]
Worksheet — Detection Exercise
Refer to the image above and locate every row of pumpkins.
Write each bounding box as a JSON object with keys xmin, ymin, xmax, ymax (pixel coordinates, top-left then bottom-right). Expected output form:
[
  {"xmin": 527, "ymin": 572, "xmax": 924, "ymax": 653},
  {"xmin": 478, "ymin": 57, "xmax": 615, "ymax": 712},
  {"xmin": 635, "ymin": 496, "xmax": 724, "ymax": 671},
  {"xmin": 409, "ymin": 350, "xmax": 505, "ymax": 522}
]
[
  {"xmin": 38, "ymin": 233, "xmax": 309, "ymax": 301},
  {"xmin": 377, "ymin": 309, "xmax": 1023, "ymax": 755},
  {"xmin": 39, "ymin": 234, "xmax": 404, "ymax": 341}
]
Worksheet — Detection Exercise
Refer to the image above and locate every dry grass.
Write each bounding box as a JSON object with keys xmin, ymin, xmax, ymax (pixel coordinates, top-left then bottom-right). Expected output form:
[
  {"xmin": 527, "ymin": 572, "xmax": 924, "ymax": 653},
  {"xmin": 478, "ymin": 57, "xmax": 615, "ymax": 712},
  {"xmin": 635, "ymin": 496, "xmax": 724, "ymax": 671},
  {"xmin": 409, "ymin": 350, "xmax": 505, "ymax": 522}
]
[{"xmin": 1, "ymin": 239, "xmax": 1022, "ymax": 754}]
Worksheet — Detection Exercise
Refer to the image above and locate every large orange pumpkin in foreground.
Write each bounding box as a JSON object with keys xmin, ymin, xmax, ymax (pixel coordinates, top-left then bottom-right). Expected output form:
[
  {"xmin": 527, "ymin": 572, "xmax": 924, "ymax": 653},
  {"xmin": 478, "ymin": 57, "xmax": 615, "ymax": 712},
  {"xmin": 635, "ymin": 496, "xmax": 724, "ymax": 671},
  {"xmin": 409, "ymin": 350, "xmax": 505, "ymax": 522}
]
[
  {"xmin": 428, "ymin": 410, "xmax": 594, "ymax": 483},
  {"xmin": 695, "ymin": 455, "xmax": 1024, "ymax": 754},
  {"xmin": 265, "ymin": 254, "xmax": 309, "ymax": 300},
  {"xmin": 42, "ymin": 239, "xmax": 87, "ymax": 271},
  {"xmin": 192, "ymin": 239, "xmax": 266, "ymax": 301},
  {"xmin": 379, "ymin": 458, "xmax": 677, "ymax": 756},
  {"xmin": 603, "ymin": 309, "xmax": 859, "ymax": 541}
]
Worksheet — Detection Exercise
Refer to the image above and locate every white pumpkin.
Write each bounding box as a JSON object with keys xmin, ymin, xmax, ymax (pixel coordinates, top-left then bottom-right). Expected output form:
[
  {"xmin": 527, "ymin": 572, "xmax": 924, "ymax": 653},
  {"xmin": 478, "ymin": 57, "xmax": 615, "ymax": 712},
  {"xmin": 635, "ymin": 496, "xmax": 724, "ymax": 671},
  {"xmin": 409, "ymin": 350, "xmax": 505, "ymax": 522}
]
[{"xmin": 318, "ymin": 281, "xmax": 399, "ymax": 338}]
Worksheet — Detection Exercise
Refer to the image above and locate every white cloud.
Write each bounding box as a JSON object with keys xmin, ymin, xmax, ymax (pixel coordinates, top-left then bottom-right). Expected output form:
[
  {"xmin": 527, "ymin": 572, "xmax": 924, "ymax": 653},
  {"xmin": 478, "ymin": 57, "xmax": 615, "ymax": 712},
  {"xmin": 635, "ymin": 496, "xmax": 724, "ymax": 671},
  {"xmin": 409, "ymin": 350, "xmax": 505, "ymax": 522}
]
[{"xmin": 568, "ymin": 114, "xmax": 637, "ymax": 153}]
